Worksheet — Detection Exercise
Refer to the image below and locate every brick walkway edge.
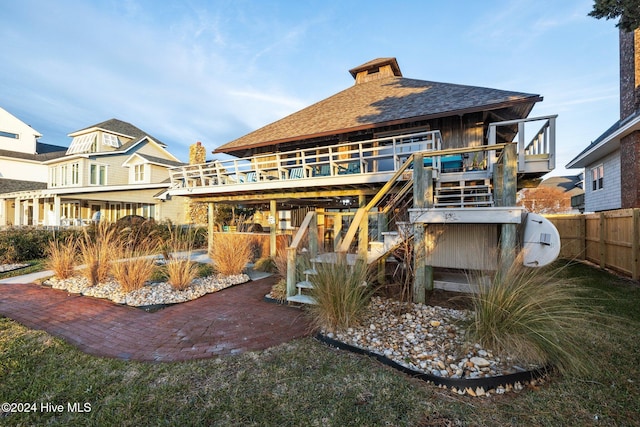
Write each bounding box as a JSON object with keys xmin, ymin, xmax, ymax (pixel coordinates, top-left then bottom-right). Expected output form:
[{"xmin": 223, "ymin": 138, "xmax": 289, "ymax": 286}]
[{"xmin": 0, "ymin": 276, "xmax": 311, "ymax": 361}]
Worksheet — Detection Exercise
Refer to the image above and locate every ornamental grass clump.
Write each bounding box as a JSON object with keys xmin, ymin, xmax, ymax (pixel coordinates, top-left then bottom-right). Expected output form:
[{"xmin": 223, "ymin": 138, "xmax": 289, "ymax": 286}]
[
  {"xmin": 466, "ymin": 254, "xmax": 599, "ymax": 376},
  {"xmin": 166, "ymin": 255, "xmax": 199, "ymax": 291},
  {"xmin": 45, "ymin": 236, "xmax": 77, "ymax": 279},
  {"xmin": 111, "ymin": 230, "xmax": 159, "ymax": 293},
  {"xmin": 79, "ymin": 222, "xmax": 118, "ymax": 286},
  {"xmin": 308, "ymin": 259, "xmax": 375, "ymax": 333},
  {"xmin": 209, "ymin": 232, "xmax": 254, "ymax": 275}
]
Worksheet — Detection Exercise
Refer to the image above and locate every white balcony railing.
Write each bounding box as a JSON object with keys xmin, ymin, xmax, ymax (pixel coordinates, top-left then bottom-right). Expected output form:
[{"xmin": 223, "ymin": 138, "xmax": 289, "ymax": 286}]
[
  {"xmin": 487, "ymin": 115, "xmax": 557, "ymax": 174},
  {"xmin": 168, "ymin": 130, "xmax": 443, "ymax": 189}
]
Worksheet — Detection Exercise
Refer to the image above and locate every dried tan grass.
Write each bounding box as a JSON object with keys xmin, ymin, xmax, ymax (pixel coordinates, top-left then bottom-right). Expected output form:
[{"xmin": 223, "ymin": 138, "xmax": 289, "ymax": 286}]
[
  {"xmin": 166, "ymin": 255, "xmax": 199, "ymax": 291},
  {"xmin": 46, "ymin": 236, "xmax": 77, "ymax": 279},
  {"xmin": 112, "ymin": 255, "xmax": 157, "ymax": 293},
  {"xmin": 79, "ymin": 223, "xmax": 118, "ymax": 286},
  {"xmin": 466, "ymin": 253, "xmax": 602, "ymax": 376},
  {"xmin": 209, "ymin": 232, "xmax": 255, "ymax": 275},
  {"xmin": 308, "ymin": 259, "xmax": 375, "ymax": 333},
  {"xmin": 111, "ymin": 233, "xmax": 160, "ymax": 293}
]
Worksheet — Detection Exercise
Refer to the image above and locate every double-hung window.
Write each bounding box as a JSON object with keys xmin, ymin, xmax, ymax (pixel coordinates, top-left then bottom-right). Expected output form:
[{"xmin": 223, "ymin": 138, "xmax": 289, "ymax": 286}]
[
  {"xmin": 591, "ymin": 164, "xmax": 604, "ymax": 191},
  {"xmin": 71, "ymin": 163, "xmax": 80, "ymax": 185},
  {"xmin": 90, "ymin": 164, "xmax": 107, "ymax": 185},
  {"xmin": 134, "ymin": 164, "xmax": 145, "ymax": 182}
]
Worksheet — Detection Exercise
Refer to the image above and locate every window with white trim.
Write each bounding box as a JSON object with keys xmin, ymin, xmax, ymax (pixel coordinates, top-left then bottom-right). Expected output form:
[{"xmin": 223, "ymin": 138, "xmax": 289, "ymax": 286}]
[
  {"xmin": 134, "ymin": 164, "xmax": 145, "ymax": 182},
  {"xmin": 60, "ymin": 164, "xmax": 68, "ymax": 186},
  {"xmin": 591, "ymin": 164, "xmax": 604, "ymax": 191},
  {"xmin": 49, "ymin": 167, "xmax": 58, "ymax": 187},
  {"xmin": 90, "ymin": 163, "xmax": 107, "ymax": 185},
  {"xmin": 102, "ymin": 133, "xmax": 121, "ymax": 148},
  {"xmin": 0, "ymin": 130, "xmax": 19, "ymax": 139},
  {"xmin": 71, "ymin": 163, "xmax": 80, "ymax": 185}
]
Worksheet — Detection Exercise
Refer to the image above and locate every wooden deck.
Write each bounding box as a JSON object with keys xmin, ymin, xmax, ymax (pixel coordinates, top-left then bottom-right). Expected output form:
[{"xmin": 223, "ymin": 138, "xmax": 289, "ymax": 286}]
[{"xmin": 167, "ymin": 115, "xmax": 557, "ymax": 200}]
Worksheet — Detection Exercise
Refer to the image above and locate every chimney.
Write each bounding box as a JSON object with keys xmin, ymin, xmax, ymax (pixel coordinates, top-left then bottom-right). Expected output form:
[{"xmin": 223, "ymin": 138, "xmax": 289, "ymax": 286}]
[
  {"xmin": 620, "ymin": 28, "xmax": 640, "ymax": 120},
  {"xmin": 189, "ymin": 141, "xmax": 206, "ymax": 164}
]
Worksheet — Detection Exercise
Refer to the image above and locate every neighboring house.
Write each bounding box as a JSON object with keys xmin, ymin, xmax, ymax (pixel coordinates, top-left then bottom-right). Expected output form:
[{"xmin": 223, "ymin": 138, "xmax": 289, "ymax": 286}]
[
  {"xmin": 0, "ymin": 118, "xmax": 189, "ymax": 227},
  {"xmin": 0, "ymin": 106, "xmax": 67, "ymax": 186},
  {"xmin": 567, "ymin": 28, "xmax": 640, "ymax": 212},
  {"xmin": 517, "ymin": 175, "xmax": 584, "ymax": 214},
  {"xmin": 168, "ymin": 57, "xmax": 559, "ymax": 302}
]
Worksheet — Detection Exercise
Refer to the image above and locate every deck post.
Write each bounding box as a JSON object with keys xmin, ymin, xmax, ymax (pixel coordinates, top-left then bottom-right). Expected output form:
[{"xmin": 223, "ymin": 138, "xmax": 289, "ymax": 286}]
[
  {"xmin": 499, "ymin": 143, "xmax": 517, "ymax": 276},
  {"xmin": 377, "ymin": 209, "xmax": 387, "ymax": 284},
  {"xmin": 309, "ymin": 210, "xmax": 318, "ymax": 258},
  {"xmin": 412, "ymin": 153, "xmax": 433, "ymax": 303},
  {"xmin": 333, "ymin": 213, "xmax": 343, "ymax": 251},
  {"xmin": 358, "ymin": 194, "xmax": 368, "ymax": 260},
  {"xmin": 286, "ymin": 247, "xmax": 296, "ymax": 297},
  {"xmin": 207, "ymin": 202, "xmax": 215, "ymax": 257},
  {"xmin": 270, "ymin": 200, "xmax": 277, "ymax": 257}
]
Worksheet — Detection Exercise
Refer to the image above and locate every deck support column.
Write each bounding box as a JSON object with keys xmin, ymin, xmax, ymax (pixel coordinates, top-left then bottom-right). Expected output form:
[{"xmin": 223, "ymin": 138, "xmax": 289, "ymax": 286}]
[
  {"xmin": 333, "ymin": 213, "xmax": 343, "ymax": 251},
  {"xmin": 207, "ymin": 202, "xmax": 215, "ymax": 257},
  {"xmin": 412, "ymin": 153, "xmax": 433, "ymax": 303},
  {"xmin": 377, "ymin": 209, "xmax": 387, "ymax": 285},
  {"xmin": 358, "ymin": 194, "xmax": 368, "ymax": 260},
  {"xmin": 499, "ymin": 143, "xmax": 517, "ymax": 277},
  {"xmin": 309, "ymin": 210, "xmax": 318, "ymax": 259},
  {"xmin": 270, "ymin": 200, "xmax": 277, "ymax": 258}
]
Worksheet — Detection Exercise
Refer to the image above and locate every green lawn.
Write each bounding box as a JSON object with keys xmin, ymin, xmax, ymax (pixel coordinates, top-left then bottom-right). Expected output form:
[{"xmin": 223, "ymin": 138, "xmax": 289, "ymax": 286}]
[
  {"xmin": 0, "ymin": 259, "xmax": 48, "ymax": 281},
  {"xmin": 1, "ymin": 261, "xmax": 638, "ymax": 426}
]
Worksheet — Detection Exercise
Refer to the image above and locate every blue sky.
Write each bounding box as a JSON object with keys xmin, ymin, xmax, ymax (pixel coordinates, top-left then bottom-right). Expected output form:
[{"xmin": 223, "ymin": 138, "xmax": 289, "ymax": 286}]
[{"xmin": 0, "ymin": 0, "xmax": 619, "ymax": 176}]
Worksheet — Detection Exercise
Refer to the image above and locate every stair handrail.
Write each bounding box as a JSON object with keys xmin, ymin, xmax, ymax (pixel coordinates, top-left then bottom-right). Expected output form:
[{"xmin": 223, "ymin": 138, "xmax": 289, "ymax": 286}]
[{"xmin": 336, "ymin": 151, "xmax": 420, "ymax": 255}]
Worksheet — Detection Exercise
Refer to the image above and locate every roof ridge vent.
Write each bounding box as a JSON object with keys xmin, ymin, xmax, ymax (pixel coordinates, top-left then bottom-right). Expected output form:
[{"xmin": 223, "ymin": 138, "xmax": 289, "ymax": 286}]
[{"xmin": 349, "ymin": 57, "xmax": 402, "ymax": 84}]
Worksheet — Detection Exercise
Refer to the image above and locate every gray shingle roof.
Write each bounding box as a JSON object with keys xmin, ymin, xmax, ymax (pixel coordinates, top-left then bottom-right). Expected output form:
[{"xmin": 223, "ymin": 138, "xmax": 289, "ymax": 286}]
[
  {"xmin": 0, "ymin": 178, "xmax": 47, "ymax": 194},
  {"xmin": 0, "ymin": 142, "xmax": 67, "ymax": 162},
  {"xmin": 72, "ymin": 118, "xmax": 167, "ymax": 149},
  {"xmin": 215, "ymin": 74, "xmax": 541, "ymax": 154},
  {"xmin": 136, "ymin": 153, "xmax": 185, "ymax": 167}
]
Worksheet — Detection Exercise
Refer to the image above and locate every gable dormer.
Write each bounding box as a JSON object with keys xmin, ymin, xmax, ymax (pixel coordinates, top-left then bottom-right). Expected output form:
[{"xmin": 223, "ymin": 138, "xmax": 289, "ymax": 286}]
[
  {"xmin": 66, "ymin": 129, "xmax": 130, "ymax": 155},
  {"xmin": 348, "ymin": 57, "xmax": 402, "ymax": 85}
]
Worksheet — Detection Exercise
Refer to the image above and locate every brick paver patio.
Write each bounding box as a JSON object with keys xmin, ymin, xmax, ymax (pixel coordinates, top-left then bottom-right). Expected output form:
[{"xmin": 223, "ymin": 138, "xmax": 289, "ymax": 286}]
[{"xmin": 0, "ymin": 276, "xmax": 311, "ymax": 361}]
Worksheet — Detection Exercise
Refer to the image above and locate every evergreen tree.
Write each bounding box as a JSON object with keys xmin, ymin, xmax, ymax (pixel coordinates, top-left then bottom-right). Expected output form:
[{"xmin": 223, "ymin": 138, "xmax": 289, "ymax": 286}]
[{"xmin": 589, "ymin": 0, "xmax": 640, "ymax": 32}]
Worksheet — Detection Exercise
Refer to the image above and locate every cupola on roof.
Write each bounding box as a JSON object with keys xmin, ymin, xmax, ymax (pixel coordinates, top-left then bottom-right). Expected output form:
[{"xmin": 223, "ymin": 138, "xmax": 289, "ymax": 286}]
[{"xmin": 349, "ymin": 57, "xmax": 402, "ymax": 84}]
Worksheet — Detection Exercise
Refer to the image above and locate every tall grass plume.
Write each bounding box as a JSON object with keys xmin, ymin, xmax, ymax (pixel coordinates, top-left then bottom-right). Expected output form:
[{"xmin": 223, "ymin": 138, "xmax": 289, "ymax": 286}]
[
  {"xmin": 308, "ymin": 259, "xmax": 375, "ymax": 333},
  {"xmin": 466, "ymin": 254, "xmax": 602, "ymax": 376},
  {"xmin": 46, "ymin": 236, "xmax": 77, "ymax": 279},
  {"xmin": 209, "ymin": 233, "xmax": 254, "ymax": 275},
  {"xmin": 79, "ymin": 222, "xmax": 118, "ymax": 286}
]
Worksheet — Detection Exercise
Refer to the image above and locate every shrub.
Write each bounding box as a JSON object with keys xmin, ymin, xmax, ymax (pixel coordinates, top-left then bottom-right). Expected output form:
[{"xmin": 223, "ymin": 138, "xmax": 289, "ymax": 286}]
[
  {"xmin": 166, "ymin": 256, "xmax": 199, "ymax": 291},
  {"xmin": 46, "ymin": 236, "xmax": 77, "ymax": 279},
  {"xmin": 79, "ymin": 223, "xmax": 118, "ymax": 286},
  {"xmin": 269, "ymin": 278, "xmax": 287, "ymax": 302},
  {"xmin": 0, "ymin": 227, "xmax": 59, "ymax": 263},
  {"xmin": 307, "ymin": 259, "xmax": 375, "ymax": 333},
  {"xmin": 466, "ymin": 254, "xmax": 601, "ymax": 376},
  {"xmin": 209, "ymin": 233, "xmax": 255, "ymax": 275},
  {"xmin": 196, "ymin": 262, "xmax": 215, "ymax": 278},
  {"xmin": 253, "ymin": 256, "xmax": 276, "ymax": 273}
]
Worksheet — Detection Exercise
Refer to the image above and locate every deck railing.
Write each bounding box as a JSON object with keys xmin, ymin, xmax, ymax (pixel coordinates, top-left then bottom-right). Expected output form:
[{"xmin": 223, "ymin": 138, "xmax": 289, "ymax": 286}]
[
  {"xmin": 487, "ymin": 115, "xmax": 557, "ymax": 174},
  {"xmin": 168, "ymin": 130, "xmax": 443, "ymax": 188}
]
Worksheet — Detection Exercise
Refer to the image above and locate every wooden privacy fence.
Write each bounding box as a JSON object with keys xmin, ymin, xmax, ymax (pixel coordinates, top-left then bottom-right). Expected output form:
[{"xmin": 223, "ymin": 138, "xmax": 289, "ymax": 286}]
[{"xmin": 545, "ymin": 209, "xmax": 640, "ymax": 280}]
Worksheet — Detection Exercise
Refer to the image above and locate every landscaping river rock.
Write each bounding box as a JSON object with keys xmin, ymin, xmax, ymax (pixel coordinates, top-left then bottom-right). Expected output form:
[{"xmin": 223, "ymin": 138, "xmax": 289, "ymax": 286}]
[
  {"xmin": 323, "ymin": 296, "xmax": 540, "ymax": 395},
  {"xmin": 44, "ymin": 274, "xmax": 250, "ymax": 306}
]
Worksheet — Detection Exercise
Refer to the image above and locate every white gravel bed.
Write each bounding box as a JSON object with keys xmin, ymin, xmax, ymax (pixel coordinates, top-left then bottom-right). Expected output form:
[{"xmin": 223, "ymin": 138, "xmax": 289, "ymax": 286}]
[
  {"xmin": 0, "ymin": 263, "xmax": 30, "ymax": 273},
  {"xmin": 324, "ymin": 296, "xmax": 542, "ymax": 396},
  {"xmin": 43, "ymin": 273, "xmax": 250, "ymax": 306}
]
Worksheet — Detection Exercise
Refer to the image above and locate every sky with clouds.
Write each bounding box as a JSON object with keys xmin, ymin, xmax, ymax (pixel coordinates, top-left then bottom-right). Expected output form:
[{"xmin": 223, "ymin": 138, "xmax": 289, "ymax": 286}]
[{"xmin": 0, "ymin": 0, "xmax": 620, "ymax": 176}]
